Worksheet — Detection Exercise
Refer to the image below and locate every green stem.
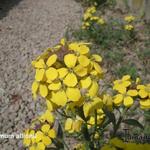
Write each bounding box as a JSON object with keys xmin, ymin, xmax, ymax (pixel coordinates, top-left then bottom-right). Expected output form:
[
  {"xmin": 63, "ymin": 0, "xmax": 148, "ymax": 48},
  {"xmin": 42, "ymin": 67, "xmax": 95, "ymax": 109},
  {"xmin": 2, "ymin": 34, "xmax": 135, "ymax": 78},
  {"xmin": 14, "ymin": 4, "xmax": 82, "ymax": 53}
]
[
  {"xmin": 94, "ymin": 110, "xmax": 98, "ymax": 132},
  {"xmin": 112, "ymin": 108, "xmax": 129, "ymax": 137}
]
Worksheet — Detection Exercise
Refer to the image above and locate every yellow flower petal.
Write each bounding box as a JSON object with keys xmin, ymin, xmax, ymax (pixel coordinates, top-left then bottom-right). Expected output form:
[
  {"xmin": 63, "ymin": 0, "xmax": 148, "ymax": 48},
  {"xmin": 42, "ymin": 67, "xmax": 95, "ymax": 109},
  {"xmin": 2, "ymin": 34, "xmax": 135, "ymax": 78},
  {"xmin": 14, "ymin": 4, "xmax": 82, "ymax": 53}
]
[
  {"xmin": 35, "ymin": 69, "xmax": 45, "ymax": 81},
  {"xmin": 78, "ymin": 45, "xmax": 89, "ymax": 54},
  {"xmin": 122, "ymin": 81, "xmax": 131, "ymax": 87},
  {"xmin": 69, "ymin": 43, "xmax": 79, "ymax": 51},
  {"xmin": 46, "ymin": 54, "xmax": 57, "ymax": 67},
  {"xmin": 29, "ymin": 146, "xmax": 36, "ymax": 150},
  {"xmin": 48, "ymin": 129, "xmax": 56, "ymax": 138},
  {"xmin": 34, "ymin": 59, "xmax": 46, "ymax": 69},
  {"xmin": 127, "ymin": 90, "xmax": 138, "ymax": 96},
  {"xmin": 51, "ymin": 90, "xmax": 67, "ymax": 106},
  {"xmin": 92, "ymin": 97, "xmax": 103, "ymax": 110},
  {"xmin": 65, "ymin": 118, "xmax": 73, "ymax": 131},
  {"xmin": 78, "ymin": 55, "xmax": 90, "ymax": 67},
  {"xmin": 74, "ymin": 65, "xmax": 88, "ymax": 77},
  {"xmin": 73, "ymin": 120, "xmax": 82, "ymax": 132},
  {"xmin": 137, "ymin": 85, "xmax": 145, "ymax": 90},
  {"xmin": 63, "ymin": 73, "xmax": 77, "ymax": 87},
  {"xmin": 92, "ymin": 54, "xmax": 102, "ymax": 62},
  {"xmin": 90, "ymin": 70, "xmax": 98, "ymax": 76},
  {"xmin": 35, "ymin": 131, "xmax": 43, "ymax": 143},
  {"xmin": 83, "ymin": 103, "xmax": 91, "ymax": 118},
  {"xmin": 88, "ymin": 81, "xmax": 99, "ymax": 97},
  {"xmin": 46, "ymin": 67, "xmax": 58, "ymax": 81},
  {"xmin": 123, "ymin": 96, "xmax": 133, "ymax": 107},
  {"xmin": 118, "ymin": 87, "xmax": 126, "ymax": 94},
  {"xmin": 93, "ymin": 62, "xmax": 103, "ymax": 74},
  {"xmin": 60, "ymin": 38, "xmax": 66, "ymax": 46},
  {"xmin": 114, "ymin": 94, "xmax": 123, "ymax": 106},
  {"xmin": 139, "ymin": 89, "xmax": 148, "ymax": 98},
  {"xmin": 80, "ymin": 76, "xmax": 92, "ymax": 89},
  {"xmin": 140, "ymin": 99, "xmax": 150, "ymax": 109},
  {"xmin": 31, "ymin": 81, "xmax": 39, "ymax": 99},
  {"xmin": 48, "ymin": 81, "xmax": 61, "ymax": 91},
  {"xmin": 46, "ymin": 100, "xmax": 53, "ymax": 111},
  {"xmin": 45, "ymin": 110, "xmax": 54, "ymax": 123},
  {"xmin": 66, "ymin": 88, "xmax": 81, "ymax": 102},
  {"xmin": 39, "ymin": 84, "xmax": 48, "ymax": 97},
  {"xmin": 64, "ymin": 54, "xmax": 77, "ymax": 68},
  {"xmin": 42, "ymin": 135, "xmax": 52, "ymax": 146},
  {"xmin": 32, "ymin": 81, "xmax": 39, "ymax": 93},
  {"xmin": 37, "ymin": 142, "xmax": 45, "ymax": 150},
  {"xmin": 41, "ymin": 124, "xmax": 50, "ymax": 133},
  {"xmin": 58, "ymin": 68, "xmax": 68, "ymax": 79},
  {"xmin": 23, "ymin": 130, "xmax": 31, "ymax": 146},
  {"xmin": 122, "ymin": 75, "xmax": 131, "ymax": 81}
]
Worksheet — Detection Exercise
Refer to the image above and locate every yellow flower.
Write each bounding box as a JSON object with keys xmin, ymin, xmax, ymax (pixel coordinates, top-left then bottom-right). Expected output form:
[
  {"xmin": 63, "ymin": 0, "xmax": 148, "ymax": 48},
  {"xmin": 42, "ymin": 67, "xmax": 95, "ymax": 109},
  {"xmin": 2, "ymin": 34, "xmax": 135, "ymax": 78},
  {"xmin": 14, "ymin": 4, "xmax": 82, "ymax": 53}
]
[
  {"xmin": 103, "ymin": 94, "xmax": 113, "ymax": 111},
  {"xmin": 87, "ymin": 6, "xmax": 96, "ymax": 14},
  {"xmin": 83, "ymin": 12, "xmax": 92, "ymax": 20},
  {"xmin": 84, "ymin": 22, "xmax": 90, "ymax": 27},
  {"xmin": 124, "ymin": 25, "xmax": 134, "ymax": 31},
  {"xmin": 23, "ymin": 129, "xmax": 35, "ymax": 147},
  {"xmin": 113, "ymin": 88, "xmax": 138, "ymax": 107},
  {"xmin": 137, "ymin": 84, "xmax": 150, "ymax": 98},
  {"xmin": 90, "ymin": 16, "xmax": 99, "ymax": 21},
  {"xmin": 63, "ymin": 53, "xmax": 90, "ymax": 87},
  {"xmin": 87, "ymin": 111, "xmax": 104, "ymax": 128},
  {"xmin": 51, "ymin": 90, "xmax": 67, "ymax": 106},
  {"xmin": 32, "ymin": 59, "xmax": 46, "ymax": 69},
  {"xmin": 140, "ymin": 98, "xmax": 150, "ymax": 109},
  {"xmin": 32, "ymin": 81, "xmax": 48, "ymax": 99},
  {"xmin": 97, "ymin": 18, "xmax": 105, "ymax": 25},
  {"xmin": 124, "ymin": 15, "xmax": 135, "ymax": 23},
  {"xmin": 94, "ymin": 132, "xmax": 100, "ymax": 139},
  {"xmin": 83, "ymin": 97, "xmax": 103, "ymax": 117},
  {"xmin": 66, "ymin": 87, "xmax": 81, "ymax": 102},
  {"xmin": 68, "ymin": 42, "xmax": 90, "ymax": 55},
  {"xmin": 113, "ymin": 75, "xmax": 131, "ymax": 93},
  {"xmin": 65, "ymin": 117, "xmax": 83, "ymax": 133},
  {"xmin": 23, "ymin": 129, "xmax": 46, "ymax": 150},
  {"xmin": 35, "ymin": 124, "xmax": 56, "ymax": 147},
  {"xmin": 46, "ymin": 54, "xmax": 57, "ymax": 67},
  {"xmin": 39, "ymin": 110, "xmax": 54, "ymax": 124},
  {"xmin": 89, "ymin": 54, "xmax": 103, "ymax": 75}
]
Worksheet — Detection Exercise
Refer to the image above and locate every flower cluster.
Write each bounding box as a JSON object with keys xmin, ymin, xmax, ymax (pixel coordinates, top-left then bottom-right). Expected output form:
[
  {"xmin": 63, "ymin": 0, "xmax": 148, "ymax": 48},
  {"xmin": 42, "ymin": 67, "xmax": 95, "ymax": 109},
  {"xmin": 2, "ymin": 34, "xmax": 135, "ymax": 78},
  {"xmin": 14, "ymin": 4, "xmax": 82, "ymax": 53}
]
[
  {"xmin": 82, "ymin": 7, "xmax": 136, "ymax": 32},
  {"xmin": 31, "ymin": 38, "xmax": 103, "ymax": 111},
  {"xmin": 82, "ymin": 6, "xmax": 105, "ymax": 29},
  {"xmin": 23, "ymin": 39, "xmax": 150, "ymax": 150},
  {"xmin": 113, "ymin": 75, "xmax": 150, "ymax": 109},
  {"xmin": 124, "ymin": 15, "xmax": 135, "ymax": 31},
  {"xmin": 24, "ymin": 39, "xmax": 104, "ymax": 149},
  {"xmin": 23, "ymin": 124, "xmax": 56, "ymax": 150}
]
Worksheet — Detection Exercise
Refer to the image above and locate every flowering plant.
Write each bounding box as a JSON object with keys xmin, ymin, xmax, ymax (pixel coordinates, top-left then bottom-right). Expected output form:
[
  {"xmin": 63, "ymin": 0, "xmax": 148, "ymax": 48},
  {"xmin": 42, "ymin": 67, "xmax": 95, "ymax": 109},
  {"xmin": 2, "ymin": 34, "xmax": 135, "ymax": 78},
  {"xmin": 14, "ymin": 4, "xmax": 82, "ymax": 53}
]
[{"xmin": 23, "ymin": 39, "xmax": 150, "ymax": 150}]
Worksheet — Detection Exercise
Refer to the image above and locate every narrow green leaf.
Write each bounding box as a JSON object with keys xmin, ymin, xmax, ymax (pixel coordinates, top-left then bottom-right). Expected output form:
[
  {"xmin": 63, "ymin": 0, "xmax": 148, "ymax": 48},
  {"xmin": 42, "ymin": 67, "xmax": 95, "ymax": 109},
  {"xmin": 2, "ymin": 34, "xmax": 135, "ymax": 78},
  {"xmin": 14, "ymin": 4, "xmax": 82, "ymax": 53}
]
[
  {"xmin": 123, "ymin": 119, "xmax": 144, "ymax": 130},
  {"xmin": 104, "ymin": 109, "xmax": 116, "ymax": 127}
]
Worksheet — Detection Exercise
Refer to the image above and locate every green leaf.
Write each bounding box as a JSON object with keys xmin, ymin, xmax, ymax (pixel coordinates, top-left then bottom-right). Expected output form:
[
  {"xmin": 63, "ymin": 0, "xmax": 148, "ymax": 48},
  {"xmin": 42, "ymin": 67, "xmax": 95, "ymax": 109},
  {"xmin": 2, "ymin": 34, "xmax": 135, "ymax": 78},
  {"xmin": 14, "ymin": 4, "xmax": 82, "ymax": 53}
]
[
  {"xmin": 144, "ymin": 110, "xmax": 150, "ymax": 120},
  {"xmin": 57, "ymin": 123, "xmax": 63, "ymax": 138},
  {"xmin": 104, "ymin": 109, "xmax": 116, "ymax": 127},
  {"xmin": 122, "ymin": 119, "xmax": 144, "ymax": 130}
]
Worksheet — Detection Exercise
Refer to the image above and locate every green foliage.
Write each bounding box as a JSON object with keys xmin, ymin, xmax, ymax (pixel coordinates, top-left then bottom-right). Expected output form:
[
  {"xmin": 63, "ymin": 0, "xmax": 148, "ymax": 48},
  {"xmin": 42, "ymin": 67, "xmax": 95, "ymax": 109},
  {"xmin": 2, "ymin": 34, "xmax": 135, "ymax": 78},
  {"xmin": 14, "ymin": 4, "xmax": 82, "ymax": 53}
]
[
  {"xmin": 114, "ymin": 63, "xmax": 138, "ymax": 80},
  {"xmin": 77, "ymin": 0, "xmax": 116, "ymax": 7}
]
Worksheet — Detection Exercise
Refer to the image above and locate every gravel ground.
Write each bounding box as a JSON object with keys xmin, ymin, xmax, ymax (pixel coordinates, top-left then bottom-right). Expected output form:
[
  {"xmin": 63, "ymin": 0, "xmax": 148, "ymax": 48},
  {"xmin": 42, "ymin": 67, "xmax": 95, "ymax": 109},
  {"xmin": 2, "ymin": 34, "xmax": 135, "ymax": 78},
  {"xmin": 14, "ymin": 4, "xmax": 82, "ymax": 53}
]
[{"xmin": 0, "ymin": 0, "xmax": 82, "ymax": 149}]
